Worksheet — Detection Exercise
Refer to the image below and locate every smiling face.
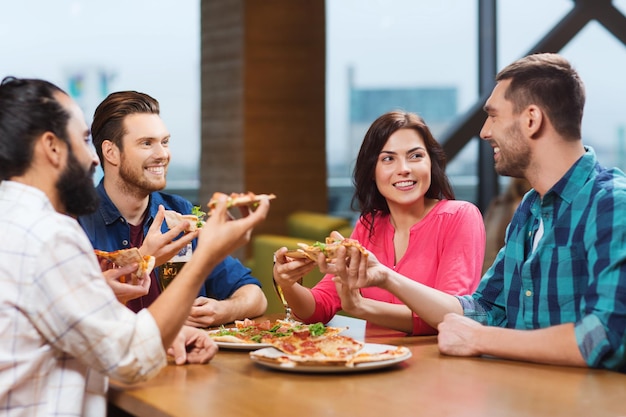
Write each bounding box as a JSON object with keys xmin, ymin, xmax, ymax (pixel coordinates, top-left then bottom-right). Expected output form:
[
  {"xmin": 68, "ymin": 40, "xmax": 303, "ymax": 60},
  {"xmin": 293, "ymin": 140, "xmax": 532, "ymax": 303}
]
[
  {"xmin": 480, "ymin": 79, "xmax": 531, "ymax": 178},
  {"xmin": 117, "ymin": 113, "xmax": 170, "ymax": 195},
  {"xmin": 374, "ymin": 128, "xmax": 432, "ymax": 209}
]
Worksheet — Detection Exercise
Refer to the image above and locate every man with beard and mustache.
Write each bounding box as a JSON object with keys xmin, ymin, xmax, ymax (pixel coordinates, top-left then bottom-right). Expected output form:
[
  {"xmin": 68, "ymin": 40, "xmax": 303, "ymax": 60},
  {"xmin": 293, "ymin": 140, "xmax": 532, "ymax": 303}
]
[
  {"xmin": 0, "ymin": 77, "xmax": 270, "ymax": 414},
  {"xmin": 78, "ymin": 91, "xmax": 268, "ymax": 327},
  {"xmin": 317, "ymin": 53, "xmax": 626, "ymax": 373}
]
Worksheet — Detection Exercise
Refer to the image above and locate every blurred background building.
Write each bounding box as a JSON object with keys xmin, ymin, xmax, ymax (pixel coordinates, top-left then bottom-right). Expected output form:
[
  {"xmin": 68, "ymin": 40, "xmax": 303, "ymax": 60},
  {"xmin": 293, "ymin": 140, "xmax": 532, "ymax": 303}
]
[{"xmin": 2, "ymin": 0, "xmax": 626, "ymax": 234}]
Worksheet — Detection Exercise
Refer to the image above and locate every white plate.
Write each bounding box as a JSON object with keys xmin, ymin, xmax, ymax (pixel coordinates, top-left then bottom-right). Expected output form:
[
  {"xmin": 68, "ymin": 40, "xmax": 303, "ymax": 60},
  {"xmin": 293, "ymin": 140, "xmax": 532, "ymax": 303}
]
[
  {"xmin": 206, "ymin": 329, "xmax": 272, "ymax": 351},
  {"xmin": 249, "ymin": 343, "xmax": 412, "ymax": 373}
]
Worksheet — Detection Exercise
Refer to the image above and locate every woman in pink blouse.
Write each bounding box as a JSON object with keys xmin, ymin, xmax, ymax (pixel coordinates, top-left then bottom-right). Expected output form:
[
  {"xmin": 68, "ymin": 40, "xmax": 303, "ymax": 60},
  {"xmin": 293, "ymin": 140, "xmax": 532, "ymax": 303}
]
[{"xmin": 273, "ymin": 111, "xmax": 485, "ymax": 334}]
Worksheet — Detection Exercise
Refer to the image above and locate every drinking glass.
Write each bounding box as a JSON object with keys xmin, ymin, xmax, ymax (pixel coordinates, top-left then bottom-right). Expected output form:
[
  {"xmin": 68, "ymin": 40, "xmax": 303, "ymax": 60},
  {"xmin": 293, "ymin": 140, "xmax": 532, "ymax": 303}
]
[{"xmin": 157, "ymin": 261, "xmax": 185, "ymax": 291}]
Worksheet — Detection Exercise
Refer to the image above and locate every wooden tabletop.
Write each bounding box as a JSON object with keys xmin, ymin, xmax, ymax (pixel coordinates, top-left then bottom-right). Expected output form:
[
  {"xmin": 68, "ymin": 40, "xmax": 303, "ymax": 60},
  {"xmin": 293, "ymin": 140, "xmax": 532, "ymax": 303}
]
[{"xmin": 108, "ymin": 315, "xmax": 626, "ymax": 417}]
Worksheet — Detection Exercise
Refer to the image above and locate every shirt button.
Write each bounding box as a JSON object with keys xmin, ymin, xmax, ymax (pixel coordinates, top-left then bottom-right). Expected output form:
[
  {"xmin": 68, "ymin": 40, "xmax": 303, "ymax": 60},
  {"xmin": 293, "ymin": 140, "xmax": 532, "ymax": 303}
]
[
  {"xmin": 525, "ymin": 290, "xmax": 532, "ymax": 297},
  {"xmin": 122, "ymin": 240, "xmax": 129, "ymax": 246}
]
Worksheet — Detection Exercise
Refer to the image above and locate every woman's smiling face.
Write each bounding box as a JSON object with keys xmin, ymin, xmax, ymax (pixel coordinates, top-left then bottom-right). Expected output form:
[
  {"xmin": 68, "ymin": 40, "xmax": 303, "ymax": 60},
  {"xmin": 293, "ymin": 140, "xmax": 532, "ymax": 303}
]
[{"xmin": 374, "ymin": 128, "xmax": 432, "ymax": 208}]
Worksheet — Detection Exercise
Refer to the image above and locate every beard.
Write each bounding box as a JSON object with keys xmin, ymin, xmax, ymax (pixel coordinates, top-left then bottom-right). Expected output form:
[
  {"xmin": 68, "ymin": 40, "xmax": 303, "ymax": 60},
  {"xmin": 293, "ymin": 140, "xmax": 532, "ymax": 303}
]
[
  {"xmin": 118, "ymin": 152, "xmax": 167, "ymax": 198},
  {"xmin": 56, "ymin": 150, "xmax": 100, "ymax": 217},
  {"xmin": 494, "ymin": 121, "xmax": 531, "ymax": 178}
]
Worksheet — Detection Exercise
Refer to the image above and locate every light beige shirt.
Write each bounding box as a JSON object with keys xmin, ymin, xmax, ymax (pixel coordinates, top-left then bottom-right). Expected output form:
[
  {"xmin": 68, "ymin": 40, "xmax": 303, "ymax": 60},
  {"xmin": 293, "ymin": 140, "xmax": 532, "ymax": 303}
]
[{"xmin": 0, "ymin": 181, "xmax": 166, "ymax": 417}]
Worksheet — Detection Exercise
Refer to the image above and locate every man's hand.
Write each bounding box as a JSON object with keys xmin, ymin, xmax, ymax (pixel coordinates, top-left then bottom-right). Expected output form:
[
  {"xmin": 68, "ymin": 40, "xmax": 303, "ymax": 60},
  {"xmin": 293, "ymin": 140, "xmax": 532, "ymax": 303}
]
[
  {"xmin": 99, "ymin": 259, "xmax": 150, "ymax": 304},
  {"xmin": 166, "ymin": 325, "xmax": 219, "ymax": 365},
  {"xmin": 141, "ymin": 205, "xmax": 198, "ymax": 266},
  {"xmin": 184, "ymin": 296, "xmax": 224, "ymax": 328},
  {"xmin": 195, "ymin": 195, "xmax": 270, "ymax": 265},
  {"xmin": 437, "ymin": 313, "xmax": 483, "ymax": 357}
]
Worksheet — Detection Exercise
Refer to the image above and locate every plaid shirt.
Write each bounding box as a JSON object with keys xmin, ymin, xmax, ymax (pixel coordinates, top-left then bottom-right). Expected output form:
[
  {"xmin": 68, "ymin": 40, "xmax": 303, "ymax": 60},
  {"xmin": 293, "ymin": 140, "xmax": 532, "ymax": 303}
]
[
  {"xmin": 459, "ymin": 147, "xmax": 626, "ymax": 372},
  {"xmin": 0, "ymin": 181, "xmax": 166, "ymax": 416}
]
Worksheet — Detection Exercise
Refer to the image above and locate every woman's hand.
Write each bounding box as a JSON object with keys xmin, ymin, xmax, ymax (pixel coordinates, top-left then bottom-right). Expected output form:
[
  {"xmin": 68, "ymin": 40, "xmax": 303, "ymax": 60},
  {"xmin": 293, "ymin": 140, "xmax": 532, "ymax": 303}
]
[{"xmin": 273, "ymin": 246, "xmax": 316, "ymax": 288}]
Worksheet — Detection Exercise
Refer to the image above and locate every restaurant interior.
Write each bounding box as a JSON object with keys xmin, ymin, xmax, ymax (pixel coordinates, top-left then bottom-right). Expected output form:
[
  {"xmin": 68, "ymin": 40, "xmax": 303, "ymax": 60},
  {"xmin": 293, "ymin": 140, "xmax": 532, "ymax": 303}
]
[{"xmin": 3, "ymin": 1, "xmax": 626, "ymax": 415}]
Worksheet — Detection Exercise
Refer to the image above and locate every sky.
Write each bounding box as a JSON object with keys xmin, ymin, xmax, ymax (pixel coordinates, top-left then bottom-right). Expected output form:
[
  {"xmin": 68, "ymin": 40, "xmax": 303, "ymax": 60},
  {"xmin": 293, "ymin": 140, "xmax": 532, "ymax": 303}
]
[{"xmin": 2, "ymin": 0, "xmax": 626, "ymax": 181}]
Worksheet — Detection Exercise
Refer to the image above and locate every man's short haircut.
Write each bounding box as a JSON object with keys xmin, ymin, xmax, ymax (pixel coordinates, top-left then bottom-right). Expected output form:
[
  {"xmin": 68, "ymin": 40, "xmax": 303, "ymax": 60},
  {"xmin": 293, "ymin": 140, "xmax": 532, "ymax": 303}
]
[
  {"xmin": 496, "ymin": 53, "xmax": 585, "ymax": 141},
  {"xmin": 91, "ymin": 91, "xmax": 160, "ymax": 167},
  {"xmin": 0, "ymin": 77, "xmax": 69, "ymax": 180}
]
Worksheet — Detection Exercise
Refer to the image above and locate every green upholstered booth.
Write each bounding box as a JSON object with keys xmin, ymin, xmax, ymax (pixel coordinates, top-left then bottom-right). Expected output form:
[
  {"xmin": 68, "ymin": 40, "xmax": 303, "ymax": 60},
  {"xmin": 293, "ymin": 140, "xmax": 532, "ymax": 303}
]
[{"xmin": 246, "ymin": 211, "xmax": 354, "ymax": 314}]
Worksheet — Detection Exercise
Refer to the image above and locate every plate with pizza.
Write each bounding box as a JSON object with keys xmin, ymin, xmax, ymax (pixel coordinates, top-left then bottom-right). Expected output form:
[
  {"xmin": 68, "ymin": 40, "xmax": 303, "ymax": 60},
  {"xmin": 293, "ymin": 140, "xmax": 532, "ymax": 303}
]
[
  {"xmin": 207, "ymin": 318, "xmax": 345, "ymax": 351},
  {"xmin": 249, "ymin": 342, "xmax": 411, "ymax": 373}
]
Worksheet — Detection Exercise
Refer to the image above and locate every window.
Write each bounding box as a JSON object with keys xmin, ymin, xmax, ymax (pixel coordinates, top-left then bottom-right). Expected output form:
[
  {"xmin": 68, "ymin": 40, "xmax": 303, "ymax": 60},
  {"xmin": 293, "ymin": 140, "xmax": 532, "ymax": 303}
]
[{"xmin": 0, "ymin": 0, "xmax": 200, "ymax": 199}]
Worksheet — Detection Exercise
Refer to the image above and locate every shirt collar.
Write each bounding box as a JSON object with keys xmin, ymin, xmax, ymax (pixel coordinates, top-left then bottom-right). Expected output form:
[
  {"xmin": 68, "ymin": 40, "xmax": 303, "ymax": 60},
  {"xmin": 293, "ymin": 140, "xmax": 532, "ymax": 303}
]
[
  {"xmin": 95, "ymin": 180, "xmax": 162, "ymax": 229},
  {"xmin": 542, "ymin": 146, "xmax": 598, "ymax": 205}
]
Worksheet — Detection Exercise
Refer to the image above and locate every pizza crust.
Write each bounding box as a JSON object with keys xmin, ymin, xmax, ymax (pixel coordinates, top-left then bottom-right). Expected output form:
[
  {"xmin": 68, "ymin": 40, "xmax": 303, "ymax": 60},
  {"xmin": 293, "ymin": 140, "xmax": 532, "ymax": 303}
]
[
  {"xmin": 164, "ymin": 210, "xmax": 201, "ymax": 232},
  {"xmin": 207, "ymin": 191, "xmax": 276, "ymax": 211}
]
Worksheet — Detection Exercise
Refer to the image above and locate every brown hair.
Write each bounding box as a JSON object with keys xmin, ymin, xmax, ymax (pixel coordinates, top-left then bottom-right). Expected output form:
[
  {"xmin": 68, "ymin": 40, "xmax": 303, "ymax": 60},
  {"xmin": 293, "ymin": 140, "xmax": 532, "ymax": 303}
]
[
  {"xmin": 496, "ymin": 53, "xmax": 585, "ymax": 141},
  {"xmin": 91, "ymin": 91, "xmax": 160, "ymax": 167},
  {"xmin": 352, "ymin": 110, "xmax": 455, "ymax": 237}
]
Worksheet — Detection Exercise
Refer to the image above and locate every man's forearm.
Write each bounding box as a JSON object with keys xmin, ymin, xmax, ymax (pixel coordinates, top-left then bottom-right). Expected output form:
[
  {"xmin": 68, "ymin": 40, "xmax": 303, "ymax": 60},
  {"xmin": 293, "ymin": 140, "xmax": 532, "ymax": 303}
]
[
  {"xmin": 383, "ymin": 269, "xmax": 464, "ymax": 328},
  {"xmin": 474, "ymin": 323, "xmax": 586, "ymax": 367}
]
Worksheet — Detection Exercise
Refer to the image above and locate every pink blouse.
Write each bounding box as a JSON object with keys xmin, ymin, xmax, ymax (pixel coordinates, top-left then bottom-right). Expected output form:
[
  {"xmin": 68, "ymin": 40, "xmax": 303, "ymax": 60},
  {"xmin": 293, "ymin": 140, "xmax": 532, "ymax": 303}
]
[{"xmin": 306, "ymin": 200, "xmax": 486, "ymax": 335}]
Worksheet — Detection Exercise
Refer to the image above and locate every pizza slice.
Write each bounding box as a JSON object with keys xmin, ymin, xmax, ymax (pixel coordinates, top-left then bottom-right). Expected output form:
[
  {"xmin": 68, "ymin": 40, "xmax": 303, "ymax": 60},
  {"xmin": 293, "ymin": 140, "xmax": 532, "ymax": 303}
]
[
  {"xmin": 94, "ymin": 248, "xmax": 156, "ymax": 285},
  {"xmin": 207, "ymin": 191, "xmax": 276, "ymax": 212},
  {"xmin": 347, "ymin": 346, "xmax": 411, "ymax": 367},
  {"xmin": 296, "ymin": 236, "xmax": 368, "ymax": 261},
  {"xmin": 284, "ymin": 249, "xmax": 312, "ymax": 260},
  {"xmin": 267, "ymin": 333, "xmax": 364, "ymax": 365},
  {"xmin": 164, "ymin": 211, "xmax": 201, "ymax": 232}
]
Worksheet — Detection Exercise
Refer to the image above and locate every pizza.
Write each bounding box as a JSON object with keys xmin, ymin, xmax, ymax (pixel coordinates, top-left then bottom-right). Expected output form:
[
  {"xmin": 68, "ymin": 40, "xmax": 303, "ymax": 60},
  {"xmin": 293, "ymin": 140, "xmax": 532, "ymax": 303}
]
[
  {"xmin": 207, "ymin": 191, "xmax": 276, "ymax": 212},
  {"xmin": 164, "ymin": 212, "xmax": 201, "ymax": 232},
  {"xmin": 208, "ymin": 318, "xmax": 345, "ymax": 345},
  {"xmin": 251, "ymin": 332, "xmax": 410, "ymax": 368},
  {"xmin": 164, "ymin": 206, "xmax": 206, "ymax": 232},
  {"xmin": 94, "ymin": 248, "xmax": 156, "ymax": 285},
  {"xmin": 347, "ymin": 346, "xmax": 411, "ymax": 366},
  {"xmin": 290, "ymin": 236, "xmax": 369, "ymax": 261},
  {"xmin": 269, "ymin": 333, "xmax": 364, "ymax": 364}
]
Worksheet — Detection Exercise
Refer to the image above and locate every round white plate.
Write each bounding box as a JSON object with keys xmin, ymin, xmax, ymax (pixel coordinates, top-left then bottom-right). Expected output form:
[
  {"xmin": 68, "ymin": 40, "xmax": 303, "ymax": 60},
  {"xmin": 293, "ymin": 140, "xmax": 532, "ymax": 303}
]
[
  {"xmin": 249, "ymin": 343, "xmax": 411, "ymax": 373},
  {"xmin": 207, "ymin": 329, "xmax": 272, "ymax": 351}
]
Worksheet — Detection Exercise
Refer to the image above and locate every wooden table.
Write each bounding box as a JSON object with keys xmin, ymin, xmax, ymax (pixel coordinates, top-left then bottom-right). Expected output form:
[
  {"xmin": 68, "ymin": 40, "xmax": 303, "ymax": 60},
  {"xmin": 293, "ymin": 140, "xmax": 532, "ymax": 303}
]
[{"xmin": 108, "ymin": 315, "xmax": 626, "ymax": 417}]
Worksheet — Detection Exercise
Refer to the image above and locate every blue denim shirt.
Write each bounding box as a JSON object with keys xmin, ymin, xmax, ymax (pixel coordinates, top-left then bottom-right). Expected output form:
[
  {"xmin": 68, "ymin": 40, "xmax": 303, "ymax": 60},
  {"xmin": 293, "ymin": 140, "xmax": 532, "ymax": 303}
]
[{"xmin": 79, "ymin": 181, "xmax": 261, "ymax": 301}]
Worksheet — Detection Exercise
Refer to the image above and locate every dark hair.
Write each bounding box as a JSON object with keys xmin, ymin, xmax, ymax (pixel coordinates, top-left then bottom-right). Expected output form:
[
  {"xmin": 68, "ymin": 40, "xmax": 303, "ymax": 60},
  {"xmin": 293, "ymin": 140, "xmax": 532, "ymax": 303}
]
[
  {"xmin": 0, "ymin": 77, "xmax": 69, "ymax": 180},
  {"xmin": 352, "ymin": 110, "xmax": 455, "ymax": 237},
  {"xmin": 496, "ymin": 53, "xmax": 585, "ymax": 141},
  {"xmin": 91, "ymin": 91, "xmax": 160, "ymax": 167}
]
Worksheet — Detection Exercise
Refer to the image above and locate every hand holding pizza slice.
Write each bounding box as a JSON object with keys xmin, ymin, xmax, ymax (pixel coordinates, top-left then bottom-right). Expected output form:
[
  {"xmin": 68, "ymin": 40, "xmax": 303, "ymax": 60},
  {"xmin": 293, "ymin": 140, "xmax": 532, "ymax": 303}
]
[
  {"xmin": 94, "ymin": 248, "xmax": 156, "ymax": 285},
  {"xmin": 290, "ymin": 236, "xmax": 368, "ymax": 261},
  {"xmin": 207, "ymin": 191, "xmax": 276, "ymax": 215}
]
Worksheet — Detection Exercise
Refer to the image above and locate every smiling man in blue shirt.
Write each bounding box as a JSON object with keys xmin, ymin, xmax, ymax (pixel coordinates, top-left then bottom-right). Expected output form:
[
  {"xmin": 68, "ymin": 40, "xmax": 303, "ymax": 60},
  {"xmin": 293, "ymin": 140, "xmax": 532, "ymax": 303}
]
[
  {"xmin": 79, "ymin": 91, "xmax": 267, "ymax": 327},
  {"xmin": 322, "ymin": 53, "xmax": 626, "ymax": 372}
]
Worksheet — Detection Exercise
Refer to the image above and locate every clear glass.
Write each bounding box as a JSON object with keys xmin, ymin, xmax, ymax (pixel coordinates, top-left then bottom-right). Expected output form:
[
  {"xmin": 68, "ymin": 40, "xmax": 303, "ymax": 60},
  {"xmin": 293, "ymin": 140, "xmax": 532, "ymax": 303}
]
[{"xmin": 272, "ymin": 256, "xmax": 303, "ymax": 321}]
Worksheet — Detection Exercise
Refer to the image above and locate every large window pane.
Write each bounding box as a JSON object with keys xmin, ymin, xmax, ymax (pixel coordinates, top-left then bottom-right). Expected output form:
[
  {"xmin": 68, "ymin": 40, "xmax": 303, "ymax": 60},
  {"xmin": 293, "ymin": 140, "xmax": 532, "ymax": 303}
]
[
  {"xmin": 0, "ymin": 0, "xmax": 200, "ymax": 198},
  {"xmin": 326, "ymin": 0, "xmax": 478, "ymax": 219},
  {"xmin": 499, "ymin": 0, "xmax": 626, "ymax": 171}
]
